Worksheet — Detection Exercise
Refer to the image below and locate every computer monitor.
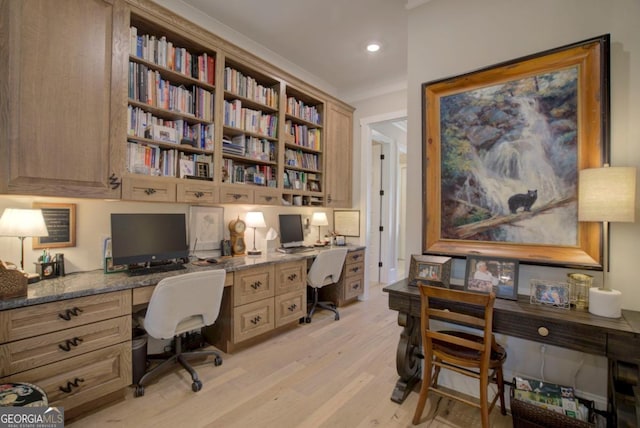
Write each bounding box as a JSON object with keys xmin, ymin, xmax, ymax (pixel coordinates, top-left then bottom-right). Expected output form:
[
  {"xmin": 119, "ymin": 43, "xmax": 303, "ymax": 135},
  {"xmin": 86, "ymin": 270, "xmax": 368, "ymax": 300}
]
[
  {"xmin": 278, "ymin": 214, "xmax": 305, "ymax": 248},
  {"xmin": 110, "ymin": 213, "xmax": 189, "ymax": 266}
]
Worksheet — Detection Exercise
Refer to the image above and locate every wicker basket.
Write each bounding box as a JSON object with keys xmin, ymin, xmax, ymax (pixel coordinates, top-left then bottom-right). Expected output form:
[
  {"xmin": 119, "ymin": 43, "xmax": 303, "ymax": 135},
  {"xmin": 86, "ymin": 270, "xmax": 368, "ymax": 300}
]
[
  {"xmin": 510, "ymin": 388, "xmax": 596, "ymax": 428},
  {"xmin": 0, "ymin": 261, "xmax": 28, "ymax": 299}
]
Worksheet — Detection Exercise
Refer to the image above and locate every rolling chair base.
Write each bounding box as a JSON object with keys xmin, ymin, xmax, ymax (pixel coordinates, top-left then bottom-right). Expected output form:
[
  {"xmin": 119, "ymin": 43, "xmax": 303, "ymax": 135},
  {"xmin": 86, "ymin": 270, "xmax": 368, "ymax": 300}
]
[
  {"xmin": 306, "ymin": 287, "xmax": 339, "ymax": 323},
  {"xmin": 134, "ymin": 335, "xmax": 222, "ymax": 397}
]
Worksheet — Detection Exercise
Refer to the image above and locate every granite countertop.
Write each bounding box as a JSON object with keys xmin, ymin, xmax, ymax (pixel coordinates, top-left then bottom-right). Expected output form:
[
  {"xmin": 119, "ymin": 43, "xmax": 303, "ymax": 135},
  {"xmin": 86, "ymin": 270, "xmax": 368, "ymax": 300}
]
[{"xmin": 1, "ymin": 245, "xmax": 365, "ymax": 311}]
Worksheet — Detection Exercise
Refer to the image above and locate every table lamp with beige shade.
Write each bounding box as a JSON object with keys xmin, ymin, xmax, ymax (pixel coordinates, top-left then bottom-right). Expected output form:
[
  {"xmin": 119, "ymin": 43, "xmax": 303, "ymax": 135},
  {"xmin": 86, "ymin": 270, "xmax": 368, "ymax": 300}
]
[{"xmin": 578, "ymin": 164, "xmax": 636, "ymax": 318}]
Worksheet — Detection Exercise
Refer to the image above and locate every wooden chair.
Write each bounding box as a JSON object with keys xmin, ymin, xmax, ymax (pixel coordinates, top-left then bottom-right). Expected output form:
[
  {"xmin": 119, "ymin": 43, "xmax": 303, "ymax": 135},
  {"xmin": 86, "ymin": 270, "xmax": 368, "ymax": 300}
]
[{"xmin": 412, "ymin": 283, "xmax": 507, "ymax": 427}]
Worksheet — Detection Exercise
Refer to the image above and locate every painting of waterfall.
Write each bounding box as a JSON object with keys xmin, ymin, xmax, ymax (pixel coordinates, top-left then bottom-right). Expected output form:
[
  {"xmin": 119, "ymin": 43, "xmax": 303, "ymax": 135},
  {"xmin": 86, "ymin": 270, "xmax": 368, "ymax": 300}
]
[
  {"xmin": 423, "ymin": 35, "xmax": 609, "ymax": 267},
  {"xmin": 440, "ymin": 68, "xmax": 578, "ymax": 246}
]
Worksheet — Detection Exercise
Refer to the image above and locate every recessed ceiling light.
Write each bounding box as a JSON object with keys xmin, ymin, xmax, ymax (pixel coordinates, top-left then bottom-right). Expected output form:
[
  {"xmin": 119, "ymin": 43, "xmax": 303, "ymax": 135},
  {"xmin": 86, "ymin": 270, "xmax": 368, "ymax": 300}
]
[{"xmin": 366, "ymin": 43, "xmax": 381, "ymax": 53}]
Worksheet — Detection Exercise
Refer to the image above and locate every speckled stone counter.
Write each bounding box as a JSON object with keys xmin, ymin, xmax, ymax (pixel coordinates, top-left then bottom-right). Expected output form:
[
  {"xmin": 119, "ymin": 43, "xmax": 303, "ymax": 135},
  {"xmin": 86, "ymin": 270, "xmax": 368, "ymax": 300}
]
[{"xmin": 0, "ymin": 246, "xmax": 365, "ymax": 311}]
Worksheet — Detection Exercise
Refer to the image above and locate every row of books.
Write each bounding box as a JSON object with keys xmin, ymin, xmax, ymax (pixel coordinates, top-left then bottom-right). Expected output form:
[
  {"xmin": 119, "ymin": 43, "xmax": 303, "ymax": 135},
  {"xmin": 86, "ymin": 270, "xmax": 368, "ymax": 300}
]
[
  {"xmin": 127, "ymin": 106, "xmax": 214, "ymax": 150},
  {"xmin": 223, "ymin": 100, "xmax": 278, "ymax": 137},
  {"xmin": 130, "ymin": 26, "xmax": 215, "ymax": 86},
  {"xmin": 285, "ymin": 149, "xmax": 320, "ymax": 171},
  {"xmin": 126, "ymin": 142, "xmax": 213, "ymax": 178},
  {"xmin": 286, "ymin": 96, "xmax": 321, "ymax": 125},
  {"xmin": 129, "ymin": 62, "xmax": 215, "ymax": 121},
  {"xmin": 222, "ymin": 159, "xmax": 275, "ymax": 186},
  {"xmin": 224, "ymin": 67, "xmax": 278, "ymax": 108},
  {"xmin": 512, "ymin": 376, "xmax": 591, "ymax": 422},
  {"xmin": 222, "ymin": 135, "xmax": 276, "ymax": 162},
  {"xmin": 284, "ymin": 169, "xmax": 319, "ymax": 191},
  {"xmin": 284, "ymin": 121, "xmax": 322, "ymax": 150}
]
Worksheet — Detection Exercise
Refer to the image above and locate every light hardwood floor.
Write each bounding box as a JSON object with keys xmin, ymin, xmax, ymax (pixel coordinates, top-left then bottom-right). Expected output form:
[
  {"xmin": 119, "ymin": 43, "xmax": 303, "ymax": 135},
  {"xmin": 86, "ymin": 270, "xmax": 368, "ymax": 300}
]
[{"xmin": 69, "ymin": 283, "xmax": 513, "ymax": 427}]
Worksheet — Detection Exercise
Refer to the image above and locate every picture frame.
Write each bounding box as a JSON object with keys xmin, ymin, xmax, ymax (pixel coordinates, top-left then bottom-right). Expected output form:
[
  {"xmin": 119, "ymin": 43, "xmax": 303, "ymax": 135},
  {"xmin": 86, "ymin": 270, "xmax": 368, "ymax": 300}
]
[
  {"xmin": 464, "ymin": 256, "xmax": 519, "ymax": 300},
  {"xmin": 32, "ymin": 202, "xmax": 76, "ymax": 249},
  {"xmin": 422, "ymin": 35, "xmax": 609, "ymax": 269},
  {"xmin": 189, "ymin": 206, "xmax": 224, "ymax": 254},
  {"xmin": 408, "ymin": 254, "xmax": 452, "ymax": 288},
  {"xmin": 530, "ymin": 279, "xmax": 570, "ymax": 309},
  {"xmin": 196, "ymin": 162, "xmax": 210, "ymax": 178},
  {"xmin": 333, "ymin": 210, "xmax": 360, "ymax": 237}
]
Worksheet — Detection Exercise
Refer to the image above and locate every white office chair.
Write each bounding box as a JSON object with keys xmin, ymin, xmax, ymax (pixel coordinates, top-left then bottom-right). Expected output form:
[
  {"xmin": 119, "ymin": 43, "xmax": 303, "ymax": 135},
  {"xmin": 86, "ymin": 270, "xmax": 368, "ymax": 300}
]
[
  {"xmin": 305, "ymin": 248, "xmax": 348, "ymax": 323},
  {"xmin": 134, "ymin": 269, "xmax": 226, "ymax": 397}
]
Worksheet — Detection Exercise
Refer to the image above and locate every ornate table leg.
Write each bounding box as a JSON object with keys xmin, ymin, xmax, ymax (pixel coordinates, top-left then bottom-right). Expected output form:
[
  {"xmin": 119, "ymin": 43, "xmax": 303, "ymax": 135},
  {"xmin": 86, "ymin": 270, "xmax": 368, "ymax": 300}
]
[{"xmin": 390, "ymin": 311, "xmax": 422, "ymax": 403}]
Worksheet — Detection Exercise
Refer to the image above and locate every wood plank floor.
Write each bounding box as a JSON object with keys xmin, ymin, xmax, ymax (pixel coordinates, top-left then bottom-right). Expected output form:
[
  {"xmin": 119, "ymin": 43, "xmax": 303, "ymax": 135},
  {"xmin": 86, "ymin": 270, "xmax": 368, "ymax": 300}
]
[{"xmin": 69, "ymin": 283, "xmax": 513, "ymax": 427}]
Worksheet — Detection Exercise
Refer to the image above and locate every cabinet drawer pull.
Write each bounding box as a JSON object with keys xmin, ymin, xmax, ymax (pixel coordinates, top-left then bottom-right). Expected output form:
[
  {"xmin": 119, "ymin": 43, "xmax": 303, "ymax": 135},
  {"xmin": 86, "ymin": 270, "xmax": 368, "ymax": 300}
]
[
  {"xmin": 59, "ymin": 377, "xmax": 85, "ymax": 394},
  {"xmin": 352, "ymin": 254, "xmax": 361, "ymax": 260},
  {"xmin": 288, "ymin": 303, "xmax": 297, "ymax": 312},
  {"xmin": 350, "ymin": 267, "xmax": 360, "ymax": 273},
  {"xmin": 287, "ymin": 273, "xmax": 297, "ymax": 281},
  {"xmin": 265, "ymin": 196, "xmax": 273, "ymax": 202},
  {"xmin": 232, "ymin": 193, "xmax": 242, "ymax": 200},
  {"xmin": 58, "ymin": 337, "xmax": 84, "ymax": 352},
  {"xmin": 58, "ymin": 306, "xmax": 84, "ymax": 321},
  {"xmin": 351, "ymin": 283, "xmax": 360, "ymax": 290},
  {"xmin": 250, "ymin": 315, "xmax": 262, "ymax": 324},
  {"xmin": 194, "ymin": 191, "xmax": 204, "ymax": 198},
  {"xmin": 144, "ymin": 188, "xmax": 157, "ymax": 195},
  {"xmin": 109, "ymin": 173, "xmax": 121, "ymax": 190},
  {"xmin": 537, "ymin": 327, "xmax": 549, "ymax": 337},
  {"xmin": 251, "ymin": 281, "xmax": 262, "ymax": 289}
]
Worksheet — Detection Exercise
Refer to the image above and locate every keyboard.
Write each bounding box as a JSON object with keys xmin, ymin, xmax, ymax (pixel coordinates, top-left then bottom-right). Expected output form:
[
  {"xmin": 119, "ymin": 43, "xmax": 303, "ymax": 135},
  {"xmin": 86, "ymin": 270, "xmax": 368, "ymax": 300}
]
[
  {"xmin": 276, "ymin": 246, "xmax": 314, "ymax": 254},
  {"xmin": 127, "ymin": 263, "xmax": 186, "ymax": 276}
]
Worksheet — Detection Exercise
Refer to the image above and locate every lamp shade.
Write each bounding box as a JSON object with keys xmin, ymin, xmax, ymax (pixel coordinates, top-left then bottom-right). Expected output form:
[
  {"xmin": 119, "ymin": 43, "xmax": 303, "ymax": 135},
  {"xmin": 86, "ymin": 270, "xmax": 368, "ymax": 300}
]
[
  {"xmin": 245, "ymin": 211, "xmax": 266, "ymax": 228},
  {"xmin": 578, "ymin": 166, "xmax": 636, "ymax": 223},
  {"xmin": 310, "ymin": 212, "xmax": 329, "ymax": 227},
  {"xmin": 0, "ymin": 208, "xmax": 49, "ymax": 237}
]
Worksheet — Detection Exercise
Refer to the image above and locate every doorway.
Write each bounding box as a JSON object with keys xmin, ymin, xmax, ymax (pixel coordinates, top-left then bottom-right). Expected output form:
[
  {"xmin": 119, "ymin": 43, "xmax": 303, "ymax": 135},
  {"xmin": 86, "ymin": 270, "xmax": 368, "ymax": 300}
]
[{"xmin": 360, "ymin": 112, "xmax": 407, "ymax": 286}]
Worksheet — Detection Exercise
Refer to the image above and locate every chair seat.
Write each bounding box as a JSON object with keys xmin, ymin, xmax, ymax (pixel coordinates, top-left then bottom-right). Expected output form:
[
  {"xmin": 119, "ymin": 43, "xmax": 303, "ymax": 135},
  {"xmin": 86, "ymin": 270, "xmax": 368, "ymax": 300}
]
[{"xmin": 433, "ymin": 330, "xmax": 506, "ymax": 366}]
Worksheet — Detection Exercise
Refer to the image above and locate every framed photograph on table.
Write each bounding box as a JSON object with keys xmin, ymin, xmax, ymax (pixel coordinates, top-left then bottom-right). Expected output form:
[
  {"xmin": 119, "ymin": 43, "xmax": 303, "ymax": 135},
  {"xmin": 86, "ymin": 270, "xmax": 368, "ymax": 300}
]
[
  {"xmin": 422, "ymin": 35, "xmax": 609, "ymax": 269},
  {"xmin": 530, "ymin": 279, "xmax": 570, "ymax": 309},
  {"xmin": 464, "ymin": 256, "xmax": 519, "ymax": 300},
  {"xmin": 408, "ymin": 255, "xmax": 452, "ymax": 288}
]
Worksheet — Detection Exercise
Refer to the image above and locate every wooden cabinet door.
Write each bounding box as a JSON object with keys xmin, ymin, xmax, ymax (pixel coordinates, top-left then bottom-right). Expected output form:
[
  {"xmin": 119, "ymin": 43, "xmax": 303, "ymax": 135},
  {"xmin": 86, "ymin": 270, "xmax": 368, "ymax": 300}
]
[
  {"xmin": 324, "ymin": 102, "xmax": 354, "ymax": 208},
  {"xmin": 0, "ymin": 0, "xmax": 128, "ymax": 198}
]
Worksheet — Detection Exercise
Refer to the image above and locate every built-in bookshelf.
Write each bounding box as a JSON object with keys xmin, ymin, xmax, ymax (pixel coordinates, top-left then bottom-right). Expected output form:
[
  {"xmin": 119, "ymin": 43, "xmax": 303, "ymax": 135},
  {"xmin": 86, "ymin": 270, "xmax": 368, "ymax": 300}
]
[
  {"xmin": 283, "ymin": 86, "xmax": 324, "ymax": 205},
  {"xmin": 222, "ymin": 59, "xmax": 280, "ymax": 189},
  {"xmin": 126, "ymin": 15, "xmax": 216, "ymax": 184}
]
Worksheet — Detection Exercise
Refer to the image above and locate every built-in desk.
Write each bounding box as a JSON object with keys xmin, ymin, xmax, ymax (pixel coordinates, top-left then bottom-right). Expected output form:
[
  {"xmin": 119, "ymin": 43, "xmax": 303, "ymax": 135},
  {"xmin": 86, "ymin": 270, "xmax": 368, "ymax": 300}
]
[
  {"xmin": 383, "ymin": 279, "xmax": 640, "ymax": 427},
  {"xmin": 0, "ymin": 245, "xmax": 365, "ymax": 418}
]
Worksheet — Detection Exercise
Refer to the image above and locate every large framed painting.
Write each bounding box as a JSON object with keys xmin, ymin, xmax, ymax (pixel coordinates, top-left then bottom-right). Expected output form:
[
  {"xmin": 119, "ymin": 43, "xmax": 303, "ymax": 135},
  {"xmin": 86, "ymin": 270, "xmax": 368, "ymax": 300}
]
[{"xmin": 422, "ymin": 35, "xmax": 609, "ymax": 268}]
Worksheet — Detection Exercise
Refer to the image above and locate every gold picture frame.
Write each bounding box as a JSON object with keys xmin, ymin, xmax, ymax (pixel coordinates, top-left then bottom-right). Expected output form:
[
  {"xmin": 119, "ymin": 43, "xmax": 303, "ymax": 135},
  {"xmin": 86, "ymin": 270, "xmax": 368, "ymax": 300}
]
[
  {"xmin": 32, "ymin": 202, "xmax": 76, "ymax": 249},
  {"xmin": 422, "ymin": 35, "xmax": 609, "ymax": 268}
]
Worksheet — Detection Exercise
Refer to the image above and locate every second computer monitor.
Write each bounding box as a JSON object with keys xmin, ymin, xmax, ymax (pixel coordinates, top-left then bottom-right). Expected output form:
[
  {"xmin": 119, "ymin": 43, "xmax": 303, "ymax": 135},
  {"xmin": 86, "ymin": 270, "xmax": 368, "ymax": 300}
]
[{"xmin": 278, "ymin": 214, "xmax": 305, "ymax": 248}]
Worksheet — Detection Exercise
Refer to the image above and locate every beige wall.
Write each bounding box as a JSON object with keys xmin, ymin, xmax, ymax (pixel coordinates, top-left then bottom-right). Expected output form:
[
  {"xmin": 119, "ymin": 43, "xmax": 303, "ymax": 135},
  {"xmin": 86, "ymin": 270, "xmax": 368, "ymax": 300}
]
[
  {"xmin": 402, "ymin": 0, "xmax": 640, "ymax": 403},
  {"xmin": 406, "ymin": 0, "xmax": 640, "ymax": 310}
]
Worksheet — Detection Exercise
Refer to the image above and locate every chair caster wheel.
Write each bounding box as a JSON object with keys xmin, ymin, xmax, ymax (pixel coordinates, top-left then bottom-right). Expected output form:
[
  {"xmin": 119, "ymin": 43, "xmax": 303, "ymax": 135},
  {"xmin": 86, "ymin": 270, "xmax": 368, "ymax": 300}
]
[
  {"xmin": 134, "ymin": 385, "xmax": 145, "ymax": 397},
  {"xmin": 334, "ymin": 314, "xmax": 340, "ymax": 321},
  {"xmin": 214, "ymin": 356, "xmax": 223, "ymax": 366},
  {"xmin": 192, "ymin": 380, "xmax": 202, "ymax": 392},
  {"xmin": 305, "ymin": 317, "xmax": 311, "ymax": 323}
]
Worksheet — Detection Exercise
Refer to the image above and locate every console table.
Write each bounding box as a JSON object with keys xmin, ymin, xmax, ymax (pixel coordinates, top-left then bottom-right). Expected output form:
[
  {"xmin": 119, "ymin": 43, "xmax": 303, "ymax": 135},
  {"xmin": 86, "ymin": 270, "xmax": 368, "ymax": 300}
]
[{"xmin": 383, "ymin": 279, "xmax": 640, "ymax": 427}]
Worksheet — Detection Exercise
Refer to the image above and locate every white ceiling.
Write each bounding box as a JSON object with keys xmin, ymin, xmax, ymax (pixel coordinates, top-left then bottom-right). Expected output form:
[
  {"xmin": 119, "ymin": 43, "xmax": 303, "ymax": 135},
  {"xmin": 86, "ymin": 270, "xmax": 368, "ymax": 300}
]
[{"xmin": 178, "ymin": 0, "xmax": 420, "ymax": 100}]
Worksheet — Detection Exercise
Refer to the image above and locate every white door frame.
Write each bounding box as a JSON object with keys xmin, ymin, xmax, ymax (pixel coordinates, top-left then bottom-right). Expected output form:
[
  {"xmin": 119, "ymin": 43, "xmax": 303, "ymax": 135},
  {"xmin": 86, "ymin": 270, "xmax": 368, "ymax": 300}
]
[{"xmin": 359, "ymin": 109, "xmax": 407, "ymax": 289}]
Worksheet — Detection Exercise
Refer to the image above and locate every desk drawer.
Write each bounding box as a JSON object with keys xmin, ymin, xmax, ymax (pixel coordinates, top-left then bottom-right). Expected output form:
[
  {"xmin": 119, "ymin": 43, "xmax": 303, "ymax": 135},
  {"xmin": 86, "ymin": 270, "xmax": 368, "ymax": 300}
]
[
  {"xmin": 1, "ymin": 316, "xmax": 131, "ymax": 377},
  {"xmin": 346, "ymin": 250, "xmax": 365, "ymax": 264},
  {"xmin": 233, "ymin": 299, "xmax": 274, "ymax": 343},
  {"xmin": 343, "ymin": 276, "xmax": 364, "ymax": 301},
  {"xmin": 1, "ymin": 342, "xmax": 131, "ymax": 412},
  {"xmin": 275, "ymin": 261, "xmax": 306, "ymax": 295},
  {"xmin": 608, "ymin": 332, "xmax": 640, "ymax": 362},
  {"xmin": 234, "ymin": 266, "xmax": 274, "ymax": 306},
  {"xmin": 344, "ymin": 261, "xmax": 364, "ymax": 278},
  {"xmin": 275, "ymin": 290, "xmax": 305, "ymax": 327},
  {"xmin": 493, "ymin": 311, "xmax": 606, "ymax": 355},
  {"xmin": 0, "ymin": 291, "xmax": 131, "ymax": 342}
]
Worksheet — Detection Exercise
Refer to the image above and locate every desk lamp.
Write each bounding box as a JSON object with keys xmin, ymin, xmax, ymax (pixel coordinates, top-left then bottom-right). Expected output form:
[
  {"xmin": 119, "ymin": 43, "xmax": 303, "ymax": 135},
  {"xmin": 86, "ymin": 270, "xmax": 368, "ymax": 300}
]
[
  {"xmin": 578, "ymin": 164, "xmax": 636, "ymax": 318},
  {"xmin": 0, "ymin": 208, "xmax": 49, "ymax": 271},
  {"xmin": 311, "ymin": 212, "xmax": 329, "ymax": 246},
  {"xmin": 245, "ymin": 211, "xmax": 266, "ymax": 256}
]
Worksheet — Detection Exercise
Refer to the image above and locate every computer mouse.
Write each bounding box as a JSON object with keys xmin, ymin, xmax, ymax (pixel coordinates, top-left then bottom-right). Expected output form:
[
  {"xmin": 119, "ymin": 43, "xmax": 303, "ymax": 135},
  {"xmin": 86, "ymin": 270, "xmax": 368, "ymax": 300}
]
[{"xmin": 205, "ymin": 258, "xmax": 218, "ymax": 264}]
